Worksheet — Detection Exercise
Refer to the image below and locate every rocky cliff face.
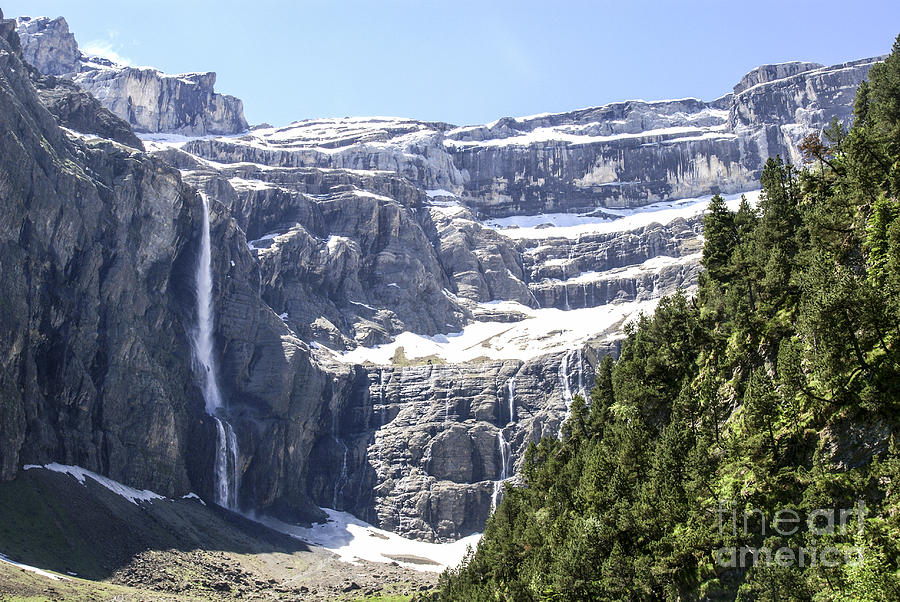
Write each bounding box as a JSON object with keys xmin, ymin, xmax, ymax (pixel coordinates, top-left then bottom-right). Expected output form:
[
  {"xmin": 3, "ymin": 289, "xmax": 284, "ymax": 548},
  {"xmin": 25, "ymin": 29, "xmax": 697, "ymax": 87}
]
[
  {"xmin": 14, "ymin": 15, "xmax": 79, "ymax": 75},
  {"xmin": 0, "ymin": 13, "xmax": 328, "ymax": 525},
  {"xmin": 171, "ymin": 55, "xmax": 876, "ymax": 220},
  {"xmin": 149, "ymin": 53, "xmax": 875, "ymax": 540},
  {"xmin": 3, "ymin": 8, "xmax": 882, "ymax": 543},
  {"xmin": 132, "ymin": 51, "xmax": 880, "ymax": 541},
  {"xmin": 75, "ymin": 67, "xmax": 248, "ymax": 135},
  {"xmin": 729, "ymin": 57, "xmax": 879, "ymax": 167},
  {"xmin": 0, "ymin": 12, "xmax": 198, "ymax": 491},
  {"xmin": 15, "ymin": 16, "xmax": 248, "ymax": 136},
  {"xmin": 149, "ymin": 138, "xmax": 734, "ymax": 540}
]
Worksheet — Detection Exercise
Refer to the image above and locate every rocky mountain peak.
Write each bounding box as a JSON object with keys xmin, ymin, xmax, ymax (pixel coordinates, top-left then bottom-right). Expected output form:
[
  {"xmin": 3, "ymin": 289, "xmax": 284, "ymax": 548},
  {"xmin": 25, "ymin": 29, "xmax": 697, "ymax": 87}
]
[
  {"xmin": 14, "ymin": 14, "xmax": 248, "ymax": 136},
  {"xmin": 733, "ymin": 60, "xmax": 824, "ymax": 94},
  {"xmin": 0, "ymin": 9, "xmax": 20, "ymax": 54},
  {"xmin": 14, "ymin": 15, "xmax": 79, "ymax": 76}
]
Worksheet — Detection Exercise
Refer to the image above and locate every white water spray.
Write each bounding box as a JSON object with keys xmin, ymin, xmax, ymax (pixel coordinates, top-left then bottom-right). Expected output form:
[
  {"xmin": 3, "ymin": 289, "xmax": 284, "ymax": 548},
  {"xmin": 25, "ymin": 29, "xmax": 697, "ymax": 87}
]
[
  {"xmin": 194, "ymin": 194, "xmax": 222, "ymax": 415},
  {"xmin": 191, "ymin": 193, "xmax": 239, "ymax": 510},
  {"xmin": 557, "ymin": 350, "xmax": 575, "ymax": 440},
  {"xmin": 379, "ymin": 368, "xmax": 387, "ymax": 426},
  {"xmin": 333, "ymin": 439, "xmax": 349, "ymax": 510},
  {"xmin": 562, "ymin": 241, "xmax": 578, "ymax": 310},
  {"xmin": 491, "ymin": 431, "xmax": 512, "ymax": 511},
  {"xmin": 331, "ymin": 401, "xmax": 350, "ymax": 510},
  {"xmin": 528, "ymin": 285, "xmax": 541, "ymax": 309},
  {"xmin": 506, "ymin": 377, "xmax": 515, "ymax": 424},
  {"xmin": 445, "ymin": 378, "xmax": 452, "ymax": 425},
  {"xmin": 576, "ymin": 348, "xmax": 585, "ymax": 399}
]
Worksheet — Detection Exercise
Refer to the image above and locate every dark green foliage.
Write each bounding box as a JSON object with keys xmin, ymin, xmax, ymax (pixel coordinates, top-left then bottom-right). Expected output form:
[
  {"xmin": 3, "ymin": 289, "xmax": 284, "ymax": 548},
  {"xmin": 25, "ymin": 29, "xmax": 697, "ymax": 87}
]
[
  {"xmin": 439, "ymin": 37, "xmax": 900, "ymax": 601},
  {"xmin": 868, "ymin": 35, "xmax": 900, "ymax": 155},
  {"xmin": 703, "ymin": 193, "xmax": 737, "ymax": 282}
]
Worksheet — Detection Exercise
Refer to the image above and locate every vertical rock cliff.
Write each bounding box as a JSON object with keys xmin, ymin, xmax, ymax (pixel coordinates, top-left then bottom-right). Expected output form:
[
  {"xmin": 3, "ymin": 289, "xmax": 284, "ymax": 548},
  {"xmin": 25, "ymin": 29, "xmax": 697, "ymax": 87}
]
[{"xmin": 0, "ymin": 11, "xmax": 198, "ymax": 491}]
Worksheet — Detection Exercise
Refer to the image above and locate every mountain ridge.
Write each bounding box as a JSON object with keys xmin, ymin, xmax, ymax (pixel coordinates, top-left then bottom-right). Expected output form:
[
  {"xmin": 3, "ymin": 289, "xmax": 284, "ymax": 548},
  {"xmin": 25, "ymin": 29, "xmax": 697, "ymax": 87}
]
[{"xmin": 0, "ymin": 9, "xmax": 884, "ymax": 551}]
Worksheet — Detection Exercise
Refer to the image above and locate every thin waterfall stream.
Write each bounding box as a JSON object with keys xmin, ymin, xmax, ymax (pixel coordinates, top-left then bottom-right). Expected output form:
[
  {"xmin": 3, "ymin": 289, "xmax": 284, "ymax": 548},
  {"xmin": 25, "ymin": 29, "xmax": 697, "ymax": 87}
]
[{"xmin": 190, "ymin": 193, "xmax": 239, "ymax": 510}]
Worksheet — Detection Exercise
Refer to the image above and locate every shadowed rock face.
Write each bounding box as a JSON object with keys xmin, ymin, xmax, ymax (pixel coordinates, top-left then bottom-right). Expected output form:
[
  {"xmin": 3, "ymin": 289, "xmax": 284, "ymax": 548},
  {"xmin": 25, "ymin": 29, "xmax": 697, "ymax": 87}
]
[
  {"xmin": 15, "ymin": 16, "xmax": 248, "ymax": 136},
  {"xmin": 0, "ymin": 16, "xmax": 326, "ymax": 524},
  {"xmin": 30, "ymin": 70, "xmax": 145, "ymax": 149},
  {"xmin": 0, "ymin": 16, "xmax": 197, "ymax": 492},
  {"xmin": 310, "ymin": 351, "xmax": 612, "ymax": 541}
]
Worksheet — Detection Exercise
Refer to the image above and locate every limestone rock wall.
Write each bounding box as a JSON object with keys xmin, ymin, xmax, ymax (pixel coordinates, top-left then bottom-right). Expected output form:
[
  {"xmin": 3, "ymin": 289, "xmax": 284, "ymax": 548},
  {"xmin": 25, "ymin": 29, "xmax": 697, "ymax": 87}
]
[
  {"xmin": 15, "ymin": 16, "xmax": 248, "ymax": 135},
  {"xmin": 0, "ymin": 17, "xmax": 198, "ymax": 493}
]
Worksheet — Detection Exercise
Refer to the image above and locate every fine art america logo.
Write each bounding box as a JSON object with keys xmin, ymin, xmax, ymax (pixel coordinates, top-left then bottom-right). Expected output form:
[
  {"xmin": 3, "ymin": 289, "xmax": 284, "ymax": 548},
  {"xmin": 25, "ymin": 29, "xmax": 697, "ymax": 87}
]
[{"xmin": 715, "ymin": 501, "xmax": 866, "ymax": 568}]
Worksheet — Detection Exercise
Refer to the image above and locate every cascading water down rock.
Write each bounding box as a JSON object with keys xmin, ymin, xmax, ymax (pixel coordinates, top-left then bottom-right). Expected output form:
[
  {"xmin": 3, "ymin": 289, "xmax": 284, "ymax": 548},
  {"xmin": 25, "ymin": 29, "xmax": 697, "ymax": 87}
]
[
  {"xmin": 491, "ymin": 431, "xmax": 512, "ymax": 511},
  {"xmin": 190, "ymin": 192, "xmax": 240, "ymax": 510}
]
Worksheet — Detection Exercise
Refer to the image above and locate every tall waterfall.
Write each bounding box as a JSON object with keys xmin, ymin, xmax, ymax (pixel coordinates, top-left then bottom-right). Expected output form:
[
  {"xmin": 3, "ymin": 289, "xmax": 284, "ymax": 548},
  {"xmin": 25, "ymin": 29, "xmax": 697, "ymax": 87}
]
[
  {"xmin": 191, "ymin": 193, "xmax": 239, "ymax": 510},
  {"xmin": 491, "ymin": 431, "xmax": 511, "ymax": 511},
  {"xmin": 331, "ymin": 400, "xmax": 350, "ymax": 510},
  {"xmin": 332, "ymin": 439, "xmax": 349, "ymax": 510},
  {"xmin": 557, "ymin": 350, "xmax": 575, "ymax": 439},
  {"xmin": 444, "ymin": 379, "xmax": 451, "ymax": 425},
  {"xmin": 576, "ymin": 348, "xmax": 585, "ymax": 399},
  {"xmin": 379, "ymin": 368, "xmax": 387, "ymax": 426},
  {"xmin": 506, "ymin": 377, "xmax": 516, "ymax": 424}
]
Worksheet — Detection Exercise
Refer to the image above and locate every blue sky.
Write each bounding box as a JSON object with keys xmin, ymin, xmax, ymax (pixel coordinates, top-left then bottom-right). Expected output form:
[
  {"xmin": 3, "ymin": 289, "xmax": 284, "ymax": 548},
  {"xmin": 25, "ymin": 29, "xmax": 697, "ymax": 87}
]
[{"xmin": 5, "ymin": 1, "xmax": 900, "ymax": 127}]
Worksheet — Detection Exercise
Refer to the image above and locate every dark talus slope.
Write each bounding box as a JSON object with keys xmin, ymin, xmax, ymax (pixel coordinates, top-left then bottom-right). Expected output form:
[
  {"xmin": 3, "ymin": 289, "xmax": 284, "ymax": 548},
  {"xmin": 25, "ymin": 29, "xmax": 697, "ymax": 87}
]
[{"xmin": 0, "ymin": 467, "xmax": 308, "ymax": 581}]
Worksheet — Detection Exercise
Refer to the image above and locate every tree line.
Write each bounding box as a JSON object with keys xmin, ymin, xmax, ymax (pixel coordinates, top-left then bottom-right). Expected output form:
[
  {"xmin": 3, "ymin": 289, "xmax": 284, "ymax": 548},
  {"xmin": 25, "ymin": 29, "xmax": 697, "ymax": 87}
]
[{"xmin": 436, "ymin": 34, "xmax": 900, "ymax": 601}]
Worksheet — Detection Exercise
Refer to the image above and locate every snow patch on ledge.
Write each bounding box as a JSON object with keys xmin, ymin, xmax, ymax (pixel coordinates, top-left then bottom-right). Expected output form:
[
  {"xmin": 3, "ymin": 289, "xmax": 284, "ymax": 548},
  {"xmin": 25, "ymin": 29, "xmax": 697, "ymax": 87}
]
[
  {"xmin": 337, "ymin": 298, "xmax": 658, "ymax": 364},
  {"xmin": 486, "ymin": 190, "xmax": 760, "ymax": 240},
  {"xmin": 181, "ymin": 492, "xmax": 206, "ymax": 505},
  {"xmin": 260, "ymin": 507, "xmax": 480, "ymax": 572},
  {"xmin": 0, "ymin": 553, "xmax": 71, "ymax": 581},
  {"xmin": 23, "ymin": 463, "xmax": 165, "ymax": 505},
  {"xmin": 425, "ymin": 188, "xmax": 456, "ymax": 198}
]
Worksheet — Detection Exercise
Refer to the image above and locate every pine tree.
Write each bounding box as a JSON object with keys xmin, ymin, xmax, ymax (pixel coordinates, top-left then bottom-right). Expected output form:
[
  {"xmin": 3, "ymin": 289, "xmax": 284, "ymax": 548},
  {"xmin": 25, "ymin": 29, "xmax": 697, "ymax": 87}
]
[
  {"xmin": 869, "ymin": 34, "xmax": 900, "ymax": 153},
  {"xmin": 702, "ymin": 193, "xmax": 737, "ymax": 282}
]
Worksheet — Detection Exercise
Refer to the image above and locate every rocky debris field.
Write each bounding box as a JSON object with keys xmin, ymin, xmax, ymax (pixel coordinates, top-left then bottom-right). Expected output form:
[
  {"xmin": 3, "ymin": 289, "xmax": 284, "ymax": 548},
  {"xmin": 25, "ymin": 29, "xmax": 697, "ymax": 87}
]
[{"xmin": 0, "ymin": 468, "xmax": 438, "ymax": 600}]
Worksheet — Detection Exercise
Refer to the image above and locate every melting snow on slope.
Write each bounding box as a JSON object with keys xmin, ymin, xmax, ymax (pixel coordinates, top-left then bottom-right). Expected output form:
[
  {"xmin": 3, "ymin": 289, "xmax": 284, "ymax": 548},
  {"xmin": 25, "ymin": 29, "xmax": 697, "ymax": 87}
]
[
  {"xmin": 0, "ymin": 553, "xmax": 70, "ymax": 581},
  {"xmin": 565, "ymin": 253, "xmax": 702, "ymax": 284},
  {"xmin": 444, "ymin": 124, "xmax": 734, "ymax": 149},
  {"xmin": 486, "ymin": 190, "xmax": 760, "ymax": 240},
  {"xmin": 139, "ymin": 131, "xmax": 246, "ymax": 150},
  {"xmin": 23, "ymin": 463, "xmax": 164, "ymax": 505},
  {"xmin": 425, "ymin": 189, "xmax": 457, "ymax": 198},
  {"xmin": 262, "ymin": 508, "xmax": 480, "ymax": 572},
  {"xmin": 338, "ymin": 298, "xmax": 659, "ymax": 364},
  {"xmin": 16, "ymin": 466, "xmax": 471, "ymax": 573}
]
